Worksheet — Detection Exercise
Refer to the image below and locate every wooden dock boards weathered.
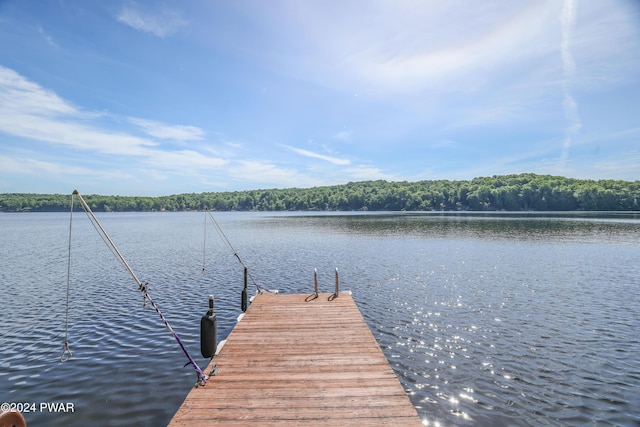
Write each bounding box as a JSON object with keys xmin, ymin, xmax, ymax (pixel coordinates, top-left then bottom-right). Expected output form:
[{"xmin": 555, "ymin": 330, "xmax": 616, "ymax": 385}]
[{"xmin": 168, "ymin": 292, "xmax": 423, "ymax": 426}]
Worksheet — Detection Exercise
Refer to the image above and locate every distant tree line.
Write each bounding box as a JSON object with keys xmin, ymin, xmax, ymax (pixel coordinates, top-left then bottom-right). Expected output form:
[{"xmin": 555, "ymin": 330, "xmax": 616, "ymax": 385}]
[{"xmin": 1, "ymin": 174, "xmax": 639, "ymax": 212}]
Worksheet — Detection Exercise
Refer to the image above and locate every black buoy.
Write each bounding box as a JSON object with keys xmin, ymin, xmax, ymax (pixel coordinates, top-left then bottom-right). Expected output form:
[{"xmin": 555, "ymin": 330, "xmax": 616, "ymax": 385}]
[{"xmin": 200, "ymin": 295, "xmax": 217, "ymax": 358}]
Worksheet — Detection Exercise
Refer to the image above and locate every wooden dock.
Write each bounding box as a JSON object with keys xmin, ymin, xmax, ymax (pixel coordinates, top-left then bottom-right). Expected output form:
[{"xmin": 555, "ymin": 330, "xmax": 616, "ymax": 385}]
[{"xmin": 169, "ymin": 292, "xmax": 422, "ymax": 426}]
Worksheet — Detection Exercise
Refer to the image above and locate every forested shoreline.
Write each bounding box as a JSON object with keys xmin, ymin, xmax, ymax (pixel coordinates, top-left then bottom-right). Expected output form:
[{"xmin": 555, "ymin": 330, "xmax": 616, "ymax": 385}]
[{"xmin": 2, "ymin": 174, "xmax": 639, "ymax": 212}]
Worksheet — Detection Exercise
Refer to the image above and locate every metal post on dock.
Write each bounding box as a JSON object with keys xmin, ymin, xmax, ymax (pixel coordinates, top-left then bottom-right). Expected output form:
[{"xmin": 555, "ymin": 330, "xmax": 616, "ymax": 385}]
[
  {"xmin": 334, "ymin": 267, "xmax": 339, "ymax": 299},
  {"xmin": 314, "ymin": 268, "xmax": 319, "ymax": 298}
]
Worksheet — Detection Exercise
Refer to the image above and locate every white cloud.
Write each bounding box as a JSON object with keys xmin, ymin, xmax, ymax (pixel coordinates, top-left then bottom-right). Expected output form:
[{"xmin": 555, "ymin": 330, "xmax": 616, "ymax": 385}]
[
  {"xmin": 285, "ymin": 145, "xmax": 351, "ymax": 166},
  {"xmin": 226, "ymin": 1, "xmax": 638, "ymax": 106},
  {"xmin": 430, "ymin": 139, "xmax": 459, "ymax": 149},
  {"xmin": 334, "ymin": 130, "xmax": 352, "ymax": 142},
  {"xmin": 0, "ymin": 110, "xmax": 158, "ymax": 155},
  {"xmin": 243, "ymin": 1, "xmax": 561, "ymax": 97},
  {"xmin": 359, "ymin": 6, "xmax": 554, "ymax": 92},
  {"xmin": 559, "ymin": 0, "xmax": 581, "ymax": 165},
  {"xmin": 223, "ymin": 141, "xmax": 243, "ymax": 149},
  {"xmin": 593, "ymin": 151, "xmax": 640, "ymax": 180},
  {"xmin": 344, "ymin": 165, "xmax": 397, "ymax": 182},
  {"xmin": 0, "ymin": 154, "xmax": 133, "ymax": 180},
  {"xmin": 0, "ymin": 66, "xmax": 227, "ymax": 174},
  {"xmin": 149, "ymin": 149, "xmax": 228, "ymax": 171},
  {"xmin": 0, "ymin": 66, "xmax": 156, "ymax": 154},
  {"xmin": 37, "ymin": 26, "xmax": 57, "ymax": 47},
  {"xmin": 0, "ymin": 66, "xmax": 76, "ymax": 116},
  {"xmin": 230, "ymin": 160, "xmax": 323, "ymax": 188},
  {"xmin": 117, "ymin": 3, "xmax": 188, "ymax": 38},
  {"xmin": 129, "ymin": 118, "xmax": 205, "ymax": 141},
  {"xmin": 561, "ymin": 0, "xmax": 577, "ymax": 77}
]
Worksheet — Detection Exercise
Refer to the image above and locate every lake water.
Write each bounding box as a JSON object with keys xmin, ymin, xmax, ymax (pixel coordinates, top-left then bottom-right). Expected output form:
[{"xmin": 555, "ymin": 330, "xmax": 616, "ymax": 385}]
[{"xmin": 1, "ymin": 211, "xmax": 639, "ymax": 426}]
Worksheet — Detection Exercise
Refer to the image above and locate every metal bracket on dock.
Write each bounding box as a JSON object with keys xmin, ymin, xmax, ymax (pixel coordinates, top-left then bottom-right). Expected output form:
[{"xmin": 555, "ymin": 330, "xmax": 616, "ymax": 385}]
[
  {"xmin": 208, "ymin": 363, "xmax": 218, "ymax": 377},
  {"xmin": 306, "ymin": 268, "xmax": 341, "ymax": 301},
  {"xmin": 305, "ymin": 269, "xmax": 320, "ymax": 301}
]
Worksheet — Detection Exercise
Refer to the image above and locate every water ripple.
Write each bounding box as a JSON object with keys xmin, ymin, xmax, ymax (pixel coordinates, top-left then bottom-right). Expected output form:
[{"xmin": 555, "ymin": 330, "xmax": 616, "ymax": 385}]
[{"xmin": 1, "ymin": 212, "xmax": 640, "ymax": 426}]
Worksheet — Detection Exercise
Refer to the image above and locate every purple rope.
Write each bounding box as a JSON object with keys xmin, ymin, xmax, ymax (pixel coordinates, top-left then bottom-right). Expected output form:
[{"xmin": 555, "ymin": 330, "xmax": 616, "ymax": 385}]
[
  {"xmin": 70, "ymin": 192, "xmax": 207, "ymax": 385},
  {"xmin": 141, "ymin": 283, "xmax": 207, "ymax": 385}
]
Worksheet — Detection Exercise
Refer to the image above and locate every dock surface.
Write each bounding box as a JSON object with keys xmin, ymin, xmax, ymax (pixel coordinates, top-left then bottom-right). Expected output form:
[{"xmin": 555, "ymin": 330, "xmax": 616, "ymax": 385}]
[{"xmin": 169, "ymin": 292, "xmax": 422, "ymax": 426}]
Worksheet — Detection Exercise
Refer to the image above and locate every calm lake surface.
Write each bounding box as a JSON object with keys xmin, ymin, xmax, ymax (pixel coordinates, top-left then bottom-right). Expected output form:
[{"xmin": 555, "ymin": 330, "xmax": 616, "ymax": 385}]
[{"xmin": 1, "ymin": 211, "xmax": 639, "ymax": 426}]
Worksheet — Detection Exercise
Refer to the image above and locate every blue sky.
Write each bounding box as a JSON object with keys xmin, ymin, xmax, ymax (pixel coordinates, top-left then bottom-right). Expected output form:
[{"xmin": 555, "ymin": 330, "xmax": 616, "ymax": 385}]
[{"xmin": 1, "ymin": 1, "xmax": 639, "ymax": 196}]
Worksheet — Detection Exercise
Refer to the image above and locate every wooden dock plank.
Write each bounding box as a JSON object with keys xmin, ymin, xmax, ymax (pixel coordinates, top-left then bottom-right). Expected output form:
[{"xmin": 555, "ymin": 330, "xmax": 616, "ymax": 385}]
[{"xmin": 168, "ymin": 293, "xmax": 422, "ymax": 426}]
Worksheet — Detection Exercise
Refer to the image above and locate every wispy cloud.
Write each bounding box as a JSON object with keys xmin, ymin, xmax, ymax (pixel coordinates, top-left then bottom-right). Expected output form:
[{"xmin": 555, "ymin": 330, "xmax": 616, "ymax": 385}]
[
  {"xmin": 561, "ymin": 0, "xmax": 577, "ymax": 77},
  {"xmin": 129, "ymin": 118, "xmax": 205, "ymax": 141},
  {"xmin": 593, "ymin": 150, "xmax": 640, "ymax": 179},
  {"xmin": 37, "ymin": 26, "xmax": 57, "ymax": 47},
  {"xmin": 151, "ymin": 149, "xmax": 228, "ymax": 171},
  {"xmin": 344, "ymin": 165, "xmax": 397, "ymax": 182},
  {"xmin": 0, "ymin": 71, "xmax": 157, "ymax": 155},
  {"xmin": 2, "ymin": 2, "xmax": 639, "ymax": 195},
  {"xmin": 0, "ymin": 151, "xmax": 174, "ymax": 193},
  {"xmin": 430, "ymin": 139, "xmax": 459, "ymax": 149},
  {"xmin": 0, "ymin": 66, "xmax": 332, "ymax": 193},
  {"xmin": 333, "ymin": 130, "xmax": 352, "ymax": 142},
  {"xmin": 285, "ymin": 145, "xmax": 351, "ymax": 166},
  {"xmin": 230, "ymin": 160, "xmax": 324, "ymax": 188},
  {"xmin": 560, "ymin": 0, "xmax": 581, "ymax": 164},
  {"xmin": 117, "ymin": 2, "xmax": 187, "ymax": 38},
  {"xmin": 0, "ymin": 66, "xmax": 76, "ymax": 116},
  {"xmin": 0, "ymin": 154, "xmax": 96, "ymax": 176},
  {"xmin": 0, "ymin": 66, "xmax": 226, "ymax": 174},
  {"xmin": 254, "ymin": 2, "xmax": 560, "ymax": 97}
]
